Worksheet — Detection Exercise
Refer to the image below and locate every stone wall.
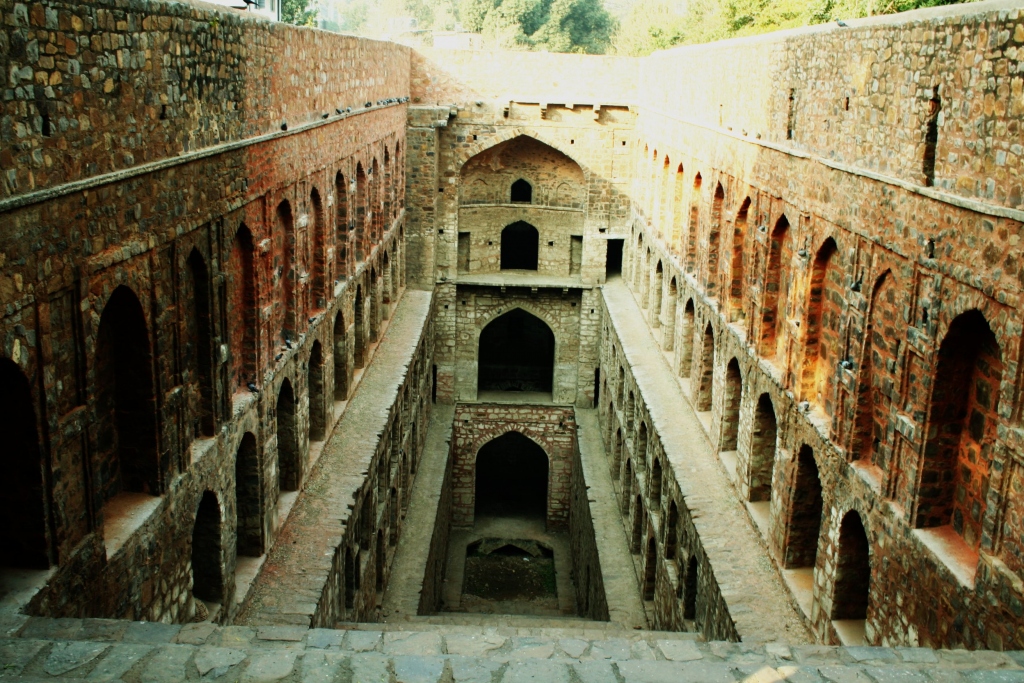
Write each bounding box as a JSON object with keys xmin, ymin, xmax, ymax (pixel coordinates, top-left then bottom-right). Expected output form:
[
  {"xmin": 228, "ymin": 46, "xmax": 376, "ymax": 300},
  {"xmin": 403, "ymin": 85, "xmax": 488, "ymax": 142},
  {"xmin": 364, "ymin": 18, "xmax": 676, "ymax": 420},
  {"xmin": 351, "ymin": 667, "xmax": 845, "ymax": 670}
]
[
  {"xmin": 568, "ymin": 430, "xmax": 611, "ymax": 621},
  {"xmin": 448, "ymin": 285, "xmax": 584, "ymax": 404},
  {"xmin": 625, "ymin": 0, "xmax": 1024, "ymax": 648},
  {"xmin": 450, "ymin": 403, "xmax": 576, "ymax": 529},
  {"xmin": 596, "ymin": 319, "xmax": 741, "ymax": 642},
  {"xmin": 640, "ymin": 0, "xmax": 1024, "ymax": 208},
  {"xmin": 1, "ymin": 0, "xmax": 411, "ymax": 625},
  {"xmin": 1, "ymin": 0, "xmax": 409, "ymax": 199}
]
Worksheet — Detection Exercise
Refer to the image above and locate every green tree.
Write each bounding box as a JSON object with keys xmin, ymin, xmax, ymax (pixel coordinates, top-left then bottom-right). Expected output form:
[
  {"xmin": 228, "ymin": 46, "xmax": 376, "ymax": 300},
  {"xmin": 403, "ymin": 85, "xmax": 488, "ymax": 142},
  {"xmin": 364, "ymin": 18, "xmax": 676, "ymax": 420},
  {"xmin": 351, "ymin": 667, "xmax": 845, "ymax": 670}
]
[
  {"xmin": 612, "ymin": 0, "xmax": 975, "ymax": 55},
  {"xmin": 282, "ymin": 0, "xmax": 319, "ymax": 26},
  {"xmin": 460, "ymin": 0, "xmax": 615, "ymax": 52}
]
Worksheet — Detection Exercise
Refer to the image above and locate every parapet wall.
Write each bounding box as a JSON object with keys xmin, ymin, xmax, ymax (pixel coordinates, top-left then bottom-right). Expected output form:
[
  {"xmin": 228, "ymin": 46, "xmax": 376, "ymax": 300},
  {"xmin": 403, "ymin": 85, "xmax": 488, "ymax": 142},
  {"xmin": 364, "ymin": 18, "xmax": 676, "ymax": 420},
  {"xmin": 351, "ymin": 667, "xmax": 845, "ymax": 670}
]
[
  {"xmin": 1, "ymin": 0, "xmax": 409, "ymax": 199},
  {"xmin": 641, "ymin": 0, "xmax": 1024, "ymax": 210}
]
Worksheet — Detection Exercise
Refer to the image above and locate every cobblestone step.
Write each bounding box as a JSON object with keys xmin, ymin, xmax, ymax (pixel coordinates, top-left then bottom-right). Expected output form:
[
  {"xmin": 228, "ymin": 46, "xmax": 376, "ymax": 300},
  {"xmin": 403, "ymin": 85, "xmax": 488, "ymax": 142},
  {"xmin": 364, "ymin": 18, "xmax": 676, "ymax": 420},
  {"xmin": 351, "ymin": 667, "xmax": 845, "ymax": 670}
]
[
  {"xmin": 339, "ymin": 613, "xmax": 692, "ymax": 638},
  {"xmin": 2, "ymin": 616, "xmax": 1024, "ymax": 682}
]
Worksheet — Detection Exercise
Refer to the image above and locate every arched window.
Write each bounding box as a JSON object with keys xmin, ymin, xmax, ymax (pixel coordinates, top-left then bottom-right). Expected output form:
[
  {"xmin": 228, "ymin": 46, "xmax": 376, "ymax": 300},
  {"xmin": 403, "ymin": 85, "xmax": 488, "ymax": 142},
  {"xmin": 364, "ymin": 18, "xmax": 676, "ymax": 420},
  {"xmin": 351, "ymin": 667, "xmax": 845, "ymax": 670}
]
[
  {"xmin": 0, "ymin": 358, "xmax": 48, "ymax": 568},
  {"xmin": 478, "ymin": 309, "xmax": 554, "ymax": 394},
  {"xmin": 510, "ymin": 178, "xmax": 532, "ymax": 203},
  {"xmin": 500, "ymin": 221, "xmax": 539, "ymax": 270},
  {"xmin": 476, "ymin": 432, "xmax": 548, "ymax": 520}
]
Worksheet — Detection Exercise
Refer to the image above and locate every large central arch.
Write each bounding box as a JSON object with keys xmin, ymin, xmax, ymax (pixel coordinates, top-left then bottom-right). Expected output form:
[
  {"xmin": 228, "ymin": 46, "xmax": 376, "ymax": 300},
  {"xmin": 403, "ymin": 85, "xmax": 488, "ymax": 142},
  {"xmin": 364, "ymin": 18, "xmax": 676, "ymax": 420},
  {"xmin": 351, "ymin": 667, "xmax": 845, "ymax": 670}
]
[
  {"xmin": 475, "ymin": 431, "xmax": 549, "ymax": 521},
  {"xmin": 478, "ymin": 308, "xmax": 555, "ymax": 394}
]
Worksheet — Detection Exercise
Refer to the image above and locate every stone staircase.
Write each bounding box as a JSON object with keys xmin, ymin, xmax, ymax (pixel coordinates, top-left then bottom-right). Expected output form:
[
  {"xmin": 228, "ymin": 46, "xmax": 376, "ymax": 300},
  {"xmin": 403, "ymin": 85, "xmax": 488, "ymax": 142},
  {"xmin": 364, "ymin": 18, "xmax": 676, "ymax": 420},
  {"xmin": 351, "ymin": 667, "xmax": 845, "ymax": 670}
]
[{"xmin": 2, "ymin": 615, "xmax": 1023, "ymax": 682}]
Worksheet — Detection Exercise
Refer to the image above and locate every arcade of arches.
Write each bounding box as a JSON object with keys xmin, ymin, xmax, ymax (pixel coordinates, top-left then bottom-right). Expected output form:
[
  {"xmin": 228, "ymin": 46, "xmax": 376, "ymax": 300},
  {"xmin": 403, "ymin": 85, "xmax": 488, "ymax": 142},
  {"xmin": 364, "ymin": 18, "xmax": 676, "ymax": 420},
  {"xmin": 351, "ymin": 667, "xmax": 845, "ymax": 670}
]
[{"xmin": 2, "ymin": 0, "xmax": 1024, "ymax": 663}]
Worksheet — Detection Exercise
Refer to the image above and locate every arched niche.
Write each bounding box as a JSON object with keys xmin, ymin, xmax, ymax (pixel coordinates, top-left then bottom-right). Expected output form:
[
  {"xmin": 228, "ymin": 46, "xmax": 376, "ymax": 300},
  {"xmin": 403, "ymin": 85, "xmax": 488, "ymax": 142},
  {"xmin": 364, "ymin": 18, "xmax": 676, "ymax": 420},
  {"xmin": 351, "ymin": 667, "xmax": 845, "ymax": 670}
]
[
  {"xmin": 477, "ymin": 308, "xmax": 555, "ymax": 398},
  {"xmin": 474, "ymin": 431, "xmax": 549, "ymax": 523}
]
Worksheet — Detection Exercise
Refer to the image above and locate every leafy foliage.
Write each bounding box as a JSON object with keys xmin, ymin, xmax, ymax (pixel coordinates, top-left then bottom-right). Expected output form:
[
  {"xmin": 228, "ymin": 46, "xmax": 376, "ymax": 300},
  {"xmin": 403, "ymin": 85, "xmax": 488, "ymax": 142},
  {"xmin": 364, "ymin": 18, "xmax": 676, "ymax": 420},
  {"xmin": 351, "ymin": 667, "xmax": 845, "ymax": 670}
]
[
  {"xmin": 282, "ymin": 0, "xmax": 319, "ymax": 26},
  {"xmin": 460, "ymin": 0, "xmax": 615, "ymax": 52},
  {"xmin": 611, "ymin": 0, "xmax": 976, "ymax": 56}
]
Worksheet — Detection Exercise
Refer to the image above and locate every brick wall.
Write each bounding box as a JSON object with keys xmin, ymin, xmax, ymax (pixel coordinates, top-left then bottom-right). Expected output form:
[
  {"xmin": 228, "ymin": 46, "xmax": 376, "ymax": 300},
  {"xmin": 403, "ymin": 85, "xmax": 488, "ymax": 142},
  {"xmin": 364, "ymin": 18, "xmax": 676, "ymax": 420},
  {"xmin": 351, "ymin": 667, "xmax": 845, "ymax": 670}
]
[{"xmin": 450, "ymin": 403, "xmax": 576, "ymax": 529}]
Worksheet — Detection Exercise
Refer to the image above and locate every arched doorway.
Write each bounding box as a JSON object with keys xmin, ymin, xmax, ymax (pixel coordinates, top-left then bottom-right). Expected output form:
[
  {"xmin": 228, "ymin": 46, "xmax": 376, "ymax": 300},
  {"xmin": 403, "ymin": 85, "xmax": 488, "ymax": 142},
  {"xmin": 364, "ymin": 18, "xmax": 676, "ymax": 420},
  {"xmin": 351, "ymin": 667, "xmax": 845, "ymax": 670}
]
[
  {"xmin": 235, "ymin": 433, "xmax": 262, "ymax": 557},
  {"xmin": 500, "ymin": 222, "xmax": 539, "ymax": 270},
  {"xmin": 277, "ymin": 379, "xmax": 300, "ymax": 492},
  {"xmin": 186, "ymin": 249, "xmax": 215, "ymax": 437},
  {"xmin": 333, "ymin": 311, "xmax": 348, "ymax": 400},
  {"xmin": 308, "ymin": 342, "xmax": 326, "ymax": 441},
  {"xmin": 475, "ymin": 432, "xmax": 548, "ymax": 522},
  {"xmin": 478, "ymin": 309, "xmax": 554, "ymax": 395},
  {"xmin": 94, "ymin": 285, "xmax": 159, "ymax": 510},
  {"xmin": 0, "ymin": 358, "xmax": 48, "ymax": 568},
  {"xmin": 832, "ymin": 510, "xmax": 870, "ymax": 644},
  {"xmin": 192, "ymin": 491, "xmax": 223, "ymax": 605}
]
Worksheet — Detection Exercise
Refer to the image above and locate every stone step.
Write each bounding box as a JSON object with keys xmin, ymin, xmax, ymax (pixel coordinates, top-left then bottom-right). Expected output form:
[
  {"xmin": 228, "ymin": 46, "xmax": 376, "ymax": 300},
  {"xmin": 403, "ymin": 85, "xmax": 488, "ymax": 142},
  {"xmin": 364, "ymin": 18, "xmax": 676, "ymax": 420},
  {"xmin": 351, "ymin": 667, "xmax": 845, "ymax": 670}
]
[
  {"xmin": 342, "ymin": 614, "xmax": 700, "ymax": 639},
  {"xmin": 2, "ymin": 616, "xmax": 1024, "ymax": 682}
]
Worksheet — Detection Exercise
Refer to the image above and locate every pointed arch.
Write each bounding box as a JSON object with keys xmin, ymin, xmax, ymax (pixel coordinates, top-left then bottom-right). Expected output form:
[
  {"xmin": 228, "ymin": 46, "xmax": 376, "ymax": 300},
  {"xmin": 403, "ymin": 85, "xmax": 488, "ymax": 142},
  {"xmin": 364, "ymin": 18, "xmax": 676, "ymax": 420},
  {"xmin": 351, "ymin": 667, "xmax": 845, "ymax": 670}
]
[
  {"xmin": 853, "ymin": 270, "xmax": 899, "ymax": 467},
  {"xmin": 678, "ymin": 299, "xmax": 695, "ymax": 378},
  {"xmin": 832, "ymin": 510, "xmax": 870, "ymax": 624},
  {"xmin": 355, "ymin": 163, "xmax": 367, "ymax": 262},
  {"xmin": 501, "ymin": 221, "xmax": 539, "ymax": 270},
  {"xmin": 686, "ymin": 173, "xmax": 702, "ymax": 273},
  {"xmin": 651, "ymin": 260, "xmax": 664, "ymax": 327},
  {"xmin": 707, "ymin": 183, "xmax": 724, "ymax": 294},
  {"xmin": 749, "ymin": 393, "xmax": 777, "ymax": 502},
  {"xmin": 354, "ymin": 285, "xmax": 365, "ymax": 369},
  {"xmin": 801, "ymin": 238, "xmax": 838, "ymax": 406},
  {"xmin": 917, "ymin": 310, "xmax": 1002, "ymax": 550},
  {"xmin": 94, "ymin": 285, "xmax": 160, "ymax": 508},
  {"xmin": 235, "ymin": 432, "xmax": 263, "ymax": 557},
  {"xmin": 333, "ymin": 311, "xmax": 348, "ymax": 400},
  {"xmin": 476, "ymin": 431, "xmax": 549, "ymax": 520},
  {"xmin": 478, "ymin": 308, "xmax": 555, "ymax": 394},
  {"xmin": 760, "ymin": 215, "xmax": 790, "ymax": 358},
  {"xmin": 311, "ymin": 187, "xmax": 326, "ymax": 311},
  {"xmin": 308, "ymin": 341, "xmax": 326, "ymax": 441},
  {"xmin": 277, "ymin": 199, "xmax": 296, "ymax": 342},
  {"xmin": 721, "ymin": 358, "xmax": 742, "ymax": 452},
  {"xmin": 192, "ymin": 491, "xmax": 223, "ymax": 604},
  {"xmin": 671, "ymin": 163, "xmax": 685, "ymax": 252},
  {"xmin": 663, "ymin": 277, "xmax": 678, "ymax": 350},
  {"xmin": 696, "ymin": 324, "xmax": 715, "ymax": 411},
  {"xmin": 0, "ymin": 358, "xmax": 48, "ymax": 568},
  {"xmin": 729, "ymin": 198, "xmax": 750, "ymax": 322},
  {"xmin": 785, "ymin": 445, "xmax": 823, "ymax": 568},
  {"xmin": 277, "ymin": 379, "xmax": 300, "ymax": 492},
  {"xmin": 186, "ymin": 248, "xmax": 215, "ymax": 437},
  {"xmin": 335, "ymin": 171, "xmax": 348, "ymax": 279},
  {"xmin": 230, "ymin": 225, "xmax": 257, "ymax": 389}
]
